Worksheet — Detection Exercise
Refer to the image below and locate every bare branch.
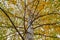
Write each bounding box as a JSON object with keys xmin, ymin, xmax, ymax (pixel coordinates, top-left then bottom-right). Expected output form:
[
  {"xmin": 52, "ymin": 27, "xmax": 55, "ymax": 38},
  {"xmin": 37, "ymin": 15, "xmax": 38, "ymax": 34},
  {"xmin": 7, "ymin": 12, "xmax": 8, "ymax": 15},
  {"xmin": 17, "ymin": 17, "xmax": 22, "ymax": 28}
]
[
  {"xmin": 33, "ymin": 22, "xmax": 60, "ymax": 29},
  {"xmin": 23, "ymin": 0, "xmax": 27, "ymax": 34},
  {"xmin": 0, "ymin": 7, "xmax": 24, "ymax": 40},
  {"xmin": 33, "ymin": 0, "xmax": 39, "ymax": 15},
  {"xmin": 26, "ymin": 0, "xmax": 38, "ymax": 30},
  {"xmin": 32, "ymin": 13, "xmax": 60, "ymax": 24}
]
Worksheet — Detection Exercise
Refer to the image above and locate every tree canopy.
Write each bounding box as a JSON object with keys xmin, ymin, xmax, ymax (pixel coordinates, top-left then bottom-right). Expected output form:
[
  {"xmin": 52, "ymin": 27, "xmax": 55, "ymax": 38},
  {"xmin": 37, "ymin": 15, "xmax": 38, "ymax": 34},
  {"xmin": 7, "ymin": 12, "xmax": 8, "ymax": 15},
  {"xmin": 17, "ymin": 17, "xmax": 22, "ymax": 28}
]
[{"xmin": 0, "ymin": 0, "xmax": 60, "ymax": 40}]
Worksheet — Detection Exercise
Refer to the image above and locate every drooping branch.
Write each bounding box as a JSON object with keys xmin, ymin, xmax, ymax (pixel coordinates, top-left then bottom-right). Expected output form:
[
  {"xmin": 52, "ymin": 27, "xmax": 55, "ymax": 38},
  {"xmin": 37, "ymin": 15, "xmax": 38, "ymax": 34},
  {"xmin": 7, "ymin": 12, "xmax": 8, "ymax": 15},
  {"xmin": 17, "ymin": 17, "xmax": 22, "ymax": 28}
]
[
  {"xmin": 33, "ymin": 22, "xmax": 60, "ymax": 29},
  {"xmin": 0, "ymin": 7, "xmax": 24, "ymax": 40}
]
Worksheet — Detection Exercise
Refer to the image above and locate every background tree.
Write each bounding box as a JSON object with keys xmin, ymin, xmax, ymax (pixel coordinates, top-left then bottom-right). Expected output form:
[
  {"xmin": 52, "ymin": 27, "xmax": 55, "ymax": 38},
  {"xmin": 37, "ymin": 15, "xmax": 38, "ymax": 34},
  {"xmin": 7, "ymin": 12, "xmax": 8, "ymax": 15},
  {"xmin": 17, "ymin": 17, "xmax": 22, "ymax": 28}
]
[{"xmin": 0, "ymin": 0, "xmax": 60, "ymax": 40}]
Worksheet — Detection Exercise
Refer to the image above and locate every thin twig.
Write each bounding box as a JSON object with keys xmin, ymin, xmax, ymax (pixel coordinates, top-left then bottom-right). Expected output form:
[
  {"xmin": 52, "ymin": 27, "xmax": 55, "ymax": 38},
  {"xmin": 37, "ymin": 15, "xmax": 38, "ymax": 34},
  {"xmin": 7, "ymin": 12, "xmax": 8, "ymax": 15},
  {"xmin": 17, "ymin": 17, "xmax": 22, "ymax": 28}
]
[
  {"xmin": 32, "ymin": 13, "xmax": 60, "ymax": 25},
  {"xmin": 33, "ymin": 22, "xmax": 60, "ymax": 29}
]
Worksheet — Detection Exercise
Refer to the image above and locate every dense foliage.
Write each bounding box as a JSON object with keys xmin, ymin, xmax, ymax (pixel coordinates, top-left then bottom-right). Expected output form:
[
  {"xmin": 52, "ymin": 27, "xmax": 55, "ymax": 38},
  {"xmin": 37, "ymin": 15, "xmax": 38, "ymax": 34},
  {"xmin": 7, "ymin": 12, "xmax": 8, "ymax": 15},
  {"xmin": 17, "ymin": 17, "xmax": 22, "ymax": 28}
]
[{"xmin": 0, "ymin": 0, "xmax": 60, "ymax": 40}]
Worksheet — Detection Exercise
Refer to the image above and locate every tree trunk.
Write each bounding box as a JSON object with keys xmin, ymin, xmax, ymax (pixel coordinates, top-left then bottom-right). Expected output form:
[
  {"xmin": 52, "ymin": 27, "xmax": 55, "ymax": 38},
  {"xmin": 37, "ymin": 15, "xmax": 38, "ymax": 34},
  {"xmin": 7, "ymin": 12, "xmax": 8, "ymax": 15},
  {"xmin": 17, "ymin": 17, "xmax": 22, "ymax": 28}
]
[{"xmin": 25, "ymin": 14, "xmax": 34, "ymax": 40}]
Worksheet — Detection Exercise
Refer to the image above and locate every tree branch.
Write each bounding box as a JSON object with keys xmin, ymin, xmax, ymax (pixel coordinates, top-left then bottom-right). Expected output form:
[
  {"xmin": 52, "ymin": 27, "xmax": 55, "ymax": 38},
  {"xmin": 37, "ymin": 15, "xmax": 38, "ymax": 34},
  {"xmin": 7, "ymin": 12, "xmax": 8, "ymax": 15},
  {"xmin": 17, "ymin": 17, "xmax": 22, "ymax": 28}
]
[
  {"xmin": 33, "ymin": 0, "xmax": 39, "ymax": 15},
  {"xmin": 26, "ymin": 0, "xmax": 38, "ymax": 30},
  {"xmin": 0, "ymin": 7, "xmax": 24, "ymax": 40},
  {"xmin": 33, "ymin": 22, "xmax": 60, "ymax": 29},
  {"xmin": 32, "ymin": 13, "xmax": 60, "ymax": 25}
]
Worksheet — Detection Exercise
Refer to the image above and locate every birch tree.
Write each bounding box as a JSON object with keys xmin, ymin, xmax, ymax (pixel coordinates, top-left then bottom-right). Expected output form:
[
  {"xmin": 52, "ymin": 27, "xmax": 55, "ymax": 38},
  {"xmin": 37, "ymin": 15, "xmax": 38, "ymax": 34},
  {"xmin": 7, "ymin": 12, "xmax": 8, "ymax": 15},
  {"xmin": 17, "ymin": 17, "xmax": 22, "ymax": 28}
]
[{"xmin": 0, "ymin": 0, "xmax": 60, "ymax": 40}]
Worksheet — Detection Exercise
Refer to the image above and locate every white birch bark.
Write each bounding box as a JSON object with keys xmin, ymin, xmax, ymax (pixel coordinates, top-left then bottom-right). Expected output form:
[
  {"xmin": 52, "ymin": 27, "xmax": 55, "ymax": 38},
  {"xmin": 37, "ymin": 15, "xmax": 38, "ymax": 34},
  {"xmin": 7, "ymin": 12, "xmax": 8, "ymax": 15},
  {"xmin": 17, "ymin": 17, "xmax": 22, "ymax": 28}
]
[{"xmin": 25, "ymin": 13, "xmax": 34, "ymax": 40}]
